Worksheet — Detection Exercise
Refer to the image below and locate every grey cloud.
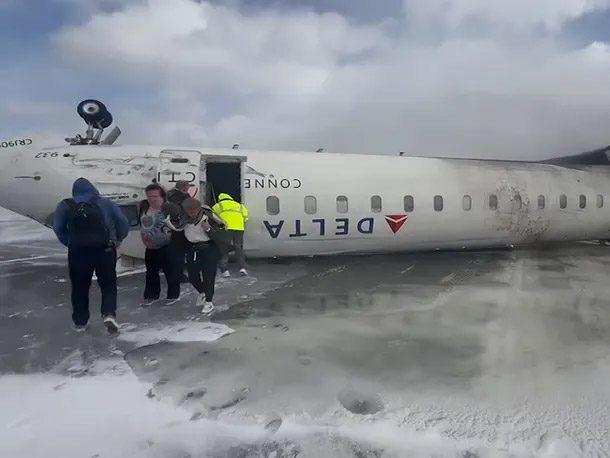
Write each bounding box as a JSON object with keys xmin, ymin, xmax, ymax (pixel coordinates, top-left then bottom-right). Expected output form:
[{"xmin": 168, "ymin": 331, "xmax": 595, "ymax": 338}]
[
  {"xmin": 204, "ymin": 0, "xmax": 403, "ymax": 23},
  {"xmin": 6, "ymin": 0, "xmax": 610, "ymax": 160}
]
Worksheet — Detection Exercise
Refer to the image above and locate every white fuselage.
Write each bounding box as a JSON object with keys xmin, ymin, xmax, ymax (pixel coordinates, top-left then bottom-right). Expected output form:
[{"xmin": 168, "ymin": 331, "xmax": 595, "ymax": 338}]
[{"xmin": 1, "ymin": 139, "xmax": 609, "ymax": 259}]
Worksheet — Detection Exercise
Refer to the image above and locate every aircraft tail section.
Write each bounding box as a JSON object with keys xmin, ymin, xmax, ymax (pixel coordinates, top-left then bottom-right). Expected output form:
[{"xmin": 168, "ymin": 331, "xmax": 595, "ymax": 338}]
[{"xmin": 540, "ymin": 145, "xmax": 610, "ymax": 166}]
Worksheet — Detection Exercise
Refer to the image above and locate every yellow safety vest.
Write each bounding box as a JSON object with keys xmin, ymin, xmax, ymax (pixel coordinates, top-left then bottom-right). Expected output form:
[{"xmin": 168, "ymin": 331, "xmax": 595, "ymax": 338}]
[{"xmin": 212, "ymin": 194, "xmax": 248, "ymax": 231}]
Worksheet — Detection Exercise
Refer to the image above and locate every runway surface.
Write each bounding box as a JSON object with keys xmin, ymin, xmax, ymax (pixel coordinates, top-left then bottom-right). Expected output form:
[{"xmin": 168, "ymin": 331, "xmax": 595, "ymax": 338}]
[{"xmin": 1, "ymin": 208, "xmax": 609, "ymax": 457}]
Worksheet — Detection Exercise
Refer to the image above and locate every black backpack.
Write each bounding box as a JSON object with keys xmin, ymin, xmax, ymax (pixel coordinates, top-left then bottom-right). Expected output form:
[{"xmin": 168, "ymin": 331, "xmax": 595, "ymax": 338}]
[{"xmin": 63, "ymin": 197, "xmax": 110, "ymax": 247}]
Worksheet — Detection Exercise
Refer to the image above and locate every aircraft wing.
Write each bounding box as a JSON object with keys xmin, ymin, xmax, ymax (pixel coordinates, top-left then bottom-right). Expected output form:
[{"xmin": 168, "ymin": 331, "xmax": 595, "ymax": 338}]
[{"xmin": 540, "ymin": 145, "xmax": 610, "ymax": 166}]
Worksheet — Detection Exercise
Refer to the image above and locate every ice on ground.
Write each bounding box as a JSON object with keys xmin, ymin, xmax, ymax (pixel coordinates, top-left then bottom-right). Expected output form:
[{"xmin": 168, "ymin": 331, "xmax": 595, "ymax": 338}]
[{"xmin": 118, "ymin": 321, "xmax": 234, "ymax": 346}]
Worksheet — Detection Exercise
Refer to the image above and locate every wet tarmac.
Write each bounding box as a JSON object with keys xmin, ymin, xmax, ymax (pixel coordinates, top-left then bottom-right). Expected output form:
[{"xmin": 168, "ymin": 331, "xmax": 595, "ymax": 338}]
[{"xmin": 1, "ymin": 209, "xmax": 610, "ymax": 457}]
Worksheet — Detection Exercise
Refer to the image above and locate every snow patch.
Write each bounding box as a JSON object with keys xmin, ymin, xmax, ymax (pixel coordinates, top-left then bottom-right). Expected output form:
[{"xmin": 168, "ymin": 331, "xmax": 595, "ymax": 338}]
[
  {"xmin": 116, "ymin": 266, "xmax": 147, "ymax": 277},
  {"xmin": 0, "ymin": 365, "xmax": 591, "ymax": 458},
  {"xmin": 118, "ymin": 321, "xmax": 234, "ymax": 346},
  {"xmin": 91, "ymin": 266, "xmax": 147, "ymax": 281},
  {"xmin": 0, "ymin": 255, "xmax": 51, "ymax": 265},
  {"xmin": 0, "ymin": 370, "xmax": 205, "ymax": 458},
  {"xmin": 0, "ymin": 208, "xmax": 55, "ymax": 243}
]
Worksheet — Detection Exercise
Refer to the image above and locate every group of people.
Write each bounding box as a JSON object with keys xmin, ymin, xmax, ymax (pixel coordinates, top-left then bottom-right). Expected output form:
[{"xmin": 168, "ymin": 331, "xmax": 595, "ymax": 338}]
[{"xmin": 52, "ymin": 177, "xmax": 249, "ymax": 335}]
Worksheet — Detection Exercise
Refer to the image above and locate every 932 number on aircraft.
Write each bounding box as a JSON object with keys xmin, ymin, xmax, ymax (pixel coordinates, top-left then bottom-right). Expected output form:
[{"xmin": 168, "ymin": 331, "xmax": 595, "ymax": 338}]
[
  {"xmin": 34, "ymin": 151, "xmax": 59, "ymax": 158},
  {"xmin": 0, "ymin": 139, "xmax": 33, "ymax": 148}
]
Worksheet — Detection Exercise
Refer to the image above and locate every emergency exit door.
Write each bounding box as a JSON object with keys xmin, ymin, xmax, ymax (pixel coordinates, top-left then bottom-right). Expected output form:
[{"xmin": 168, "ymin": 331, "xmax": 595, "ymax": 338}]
[
  {"xmin": 201, "ymin": 154, "xmax": 246, "ymax": 207},
  {"xmin": 157, "ymin": 149, "xmax": 202, "ymax": 198}
]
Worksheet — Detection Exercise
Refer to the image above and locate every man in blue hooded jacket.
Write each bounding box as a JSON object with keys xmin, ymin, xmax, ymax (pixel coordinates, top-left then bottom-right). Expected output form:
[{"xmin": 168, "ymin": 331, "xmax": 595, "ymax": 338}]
[{"xmin": 53, "ymin": 177, "xmax": 129, "ymax": 334}]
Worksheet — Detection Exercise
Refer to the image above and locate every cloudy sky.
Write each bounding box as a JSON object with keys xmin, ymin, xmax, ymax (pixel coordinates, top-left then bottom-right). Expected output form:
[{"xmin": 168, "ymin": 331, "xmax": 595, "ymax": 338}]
[{"xmin": 1, "ymin": 0, "xmax": 610, "ymax": 159}]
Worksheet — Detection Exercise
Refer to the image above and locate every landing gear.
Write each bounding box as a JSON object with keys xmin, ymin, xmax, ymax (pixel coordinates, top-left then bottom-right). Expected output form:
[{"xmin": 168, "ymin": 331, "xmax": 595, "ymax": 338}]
[{"xmin": 65, "ymin": 99, "xmax": 121, "ymax": 145}]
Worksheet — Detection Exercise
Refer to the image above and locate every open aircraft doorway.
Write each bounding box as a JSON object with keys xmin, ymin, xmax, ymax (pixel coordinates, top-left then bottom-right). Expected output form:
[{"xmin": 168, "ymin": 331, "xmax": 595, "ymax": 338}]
[{"xmin": 203, "ymin": 155, "xmax": 246, "ymax": 207}]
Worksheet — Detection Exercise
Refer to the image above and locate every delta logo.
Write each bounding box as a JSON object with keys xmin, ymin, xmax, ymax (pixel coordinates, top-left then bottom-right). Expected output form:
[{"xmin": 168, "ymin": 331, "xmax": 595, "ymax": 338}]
[
  {"xmin": 262, "ymin": 214, "xmax": 409, "ymax": 239},
  {"xmin": 384, "ymin": 214, "xmax": 408, "ymax": 234}
]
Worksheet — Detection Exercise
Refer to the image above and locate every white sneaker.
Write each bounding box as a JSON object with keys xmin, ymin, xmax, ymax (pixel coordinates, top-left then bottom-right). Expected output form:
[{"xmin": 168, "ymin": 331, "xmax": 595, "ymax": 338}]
[
  {"xmin": 165, "ymin": 297, "xmax": 180, "ymax": 306},
  {"xmin": 141, "ymin": 298, "xmax": 157, "ymax": 307},
  {"xmin": 221, "ymin": 270, "xmax": 231, "ymax": 278},
  {"xmin": 195, "ymin": 293, "xmax": 206, "ymax": 306},
  {"xmin": 103, "ymin": 316, "xmax": 119, "ymax": 335},
  {"xmin": 201, "ymin": 301, "xmax": 215, "ymax": 315},
  {"xmin": 73, "ymin": 323, "xmax": 88, "ymax": 332},
  {"xmin": 239, "ymin": 268, "xmax": 248, "ymax": 276}
]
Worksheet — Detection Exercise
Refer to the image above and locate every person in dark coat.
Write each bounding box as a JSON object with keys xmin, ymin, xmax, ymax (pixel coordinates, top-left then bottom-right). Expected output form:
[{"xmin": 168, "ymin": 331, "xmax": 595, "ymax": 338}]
[{"xmin": 53, "ymin": 177, "xmax": 129, "ymax": 334}]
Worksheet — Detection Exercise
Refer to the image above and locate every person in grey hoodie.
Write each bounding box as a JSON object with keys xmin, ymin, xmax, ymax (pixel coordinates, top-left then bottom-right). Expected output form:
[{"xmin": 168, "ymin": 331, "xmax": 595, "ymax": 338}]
[{"xmin": 53, "ymin": 177, "xmax": 129, "ymax": 334}]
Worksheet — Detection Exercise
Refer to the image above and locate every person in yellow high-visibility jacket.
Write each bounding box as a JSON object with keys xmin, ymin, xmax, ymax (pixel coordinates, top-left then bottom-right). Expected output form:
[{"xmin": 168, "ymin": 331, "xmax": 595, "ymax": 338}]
[{"xmin": 212, "ymin": 193, "xmax": 249, "ymax": 277}]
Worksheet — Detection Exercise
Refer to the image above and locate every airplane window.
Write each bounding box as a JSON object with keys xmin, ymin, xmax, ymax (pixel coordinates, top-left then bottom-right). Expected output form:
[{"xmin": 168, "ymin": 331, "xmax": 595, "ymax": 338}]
[
  {"xmin": 513, "ymin": 194, "xmax": 522, "ymax": 210},
  {"xmin": 119, "ymin": 205, "xmax": 139, "ymax": 227},
  {"xmin": 336, "ymin": 196, "xmax": 348, "ymax": 213},
  {"xmin": 489, "ymin": 194, "xmax": 498, "ymax": 210},
  {"xmin": 463, "ymin": 195, "xmax": 471, "ymax": 211},
  {"xmin": 597, "ymin": 195, "xmax": 604, "ymax": 208},
  {"xmin": 404, "ymin": 195, "xmax": 414, "ymax": 212},
  {"xmin": 304, "ymin": 196, "xmax": 317, "ymax": 214},
  {"xmin": 538, "ymin": 195, "xmax": 545, "ymax": 209},
  {"xmin": 266, "ymin": 196, "xmax": 280, "ymax": 215},
  {"xmin": 371, "ymin": 195, "xmax": 382, "ymax": 213},
  {"xmin": 560, "ymin": 194, "xmax": 567, "ymax": 209},
  {"xmin": 434, "ymin": 195, "xmax": 443, "ymax": 212},
  {"xmin": 579, "ymin": 195, "xmax": 586, "ymax": 209}
]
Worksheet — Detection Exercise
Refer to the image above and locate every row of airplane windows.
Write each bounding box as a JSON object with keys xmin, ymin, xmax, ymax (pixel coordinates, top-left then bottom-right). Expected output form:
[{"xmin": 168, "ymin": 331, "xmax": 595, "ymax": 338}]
[{"xmin": 265, "ymin": 193, "xmax": 605, "ymax": 215}]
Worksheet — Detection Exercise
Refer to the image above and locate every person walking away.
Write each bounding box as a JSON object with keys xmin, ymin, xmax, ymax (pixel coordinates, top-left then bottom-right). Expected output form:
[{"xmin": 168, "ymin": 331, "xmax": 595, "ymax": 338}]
[
  {"xmin": 181, "ymin": 198, "xmax": 226, "ymax": 315},
  {"xmin": 139, "ymin": 184, "xmax": 182, "ymax": 306},
  {"xmin": 167, "ymin": 180, "xmax": 191, "ymax": 283},
  {"xmin": 212, "ymin": 193, "xmax": 249, "ymax": 277},
  {"xmin": 52, "ymin": 177, "xmax": 129, "ymax": 334}
]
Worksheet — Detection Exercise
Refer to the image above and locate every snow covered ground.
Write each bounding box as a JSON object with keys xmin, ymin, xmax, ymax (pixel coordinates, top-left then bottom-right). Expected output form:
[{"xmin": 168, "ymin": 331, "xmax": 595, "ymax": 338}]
[
  {"xmin": 0, "ymin": 363, "xmax": 498, "ymax": 458},
  {"xmin": 1, "ymin": 209, "xmax": 610, "ymax": 457}
]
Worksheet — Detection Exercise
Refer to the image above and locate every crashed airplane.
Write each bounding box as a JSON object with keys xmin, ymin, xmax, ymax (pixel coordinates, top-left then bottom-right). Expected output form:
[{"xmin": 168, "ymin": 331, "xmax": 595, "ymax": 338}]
[{"xmin": 1, "ymin": 99, "xmax": 609, "ymax": 265}]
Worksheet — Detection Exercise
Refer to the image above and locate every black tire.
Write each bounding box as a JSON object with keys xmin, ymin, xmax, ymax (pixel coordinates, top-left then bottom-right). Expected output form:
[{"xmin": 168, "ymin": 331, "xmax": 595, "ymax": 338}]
[{"xmin": 77, "ymin": 99, "xmax": 113, "ymax": 128}]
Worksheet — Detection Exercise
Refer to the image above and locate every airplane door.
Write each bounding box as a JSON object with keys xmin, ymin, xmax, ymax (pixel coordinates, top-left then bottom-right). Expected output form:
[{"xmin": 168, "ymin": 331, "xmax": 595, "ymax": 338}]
[{"xmin": 157, "ymin": 149, "xmax": 202, "ymax": 197}]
